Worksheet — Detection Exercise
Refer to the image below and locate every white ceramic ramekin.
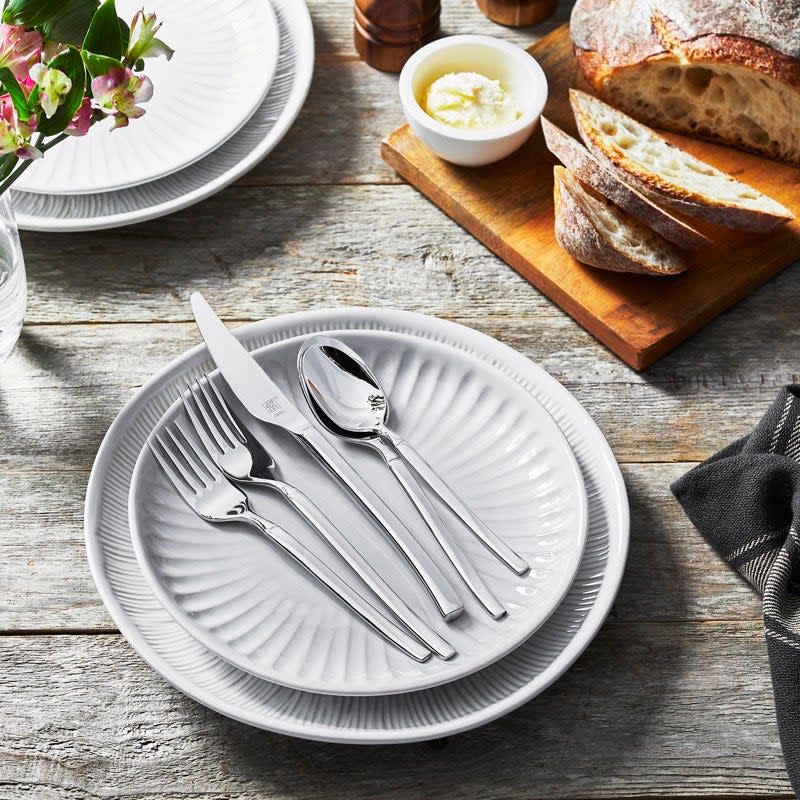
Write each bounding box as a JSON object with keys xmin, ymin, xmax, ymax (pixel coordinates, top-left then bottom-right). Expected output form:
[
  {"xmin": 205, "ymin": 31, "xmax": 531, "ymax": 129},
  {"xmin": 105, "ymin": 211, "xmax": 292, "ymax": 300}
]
[{"xmin": 398, "ymin": 35, "xmax": 548, "ymax": 167}]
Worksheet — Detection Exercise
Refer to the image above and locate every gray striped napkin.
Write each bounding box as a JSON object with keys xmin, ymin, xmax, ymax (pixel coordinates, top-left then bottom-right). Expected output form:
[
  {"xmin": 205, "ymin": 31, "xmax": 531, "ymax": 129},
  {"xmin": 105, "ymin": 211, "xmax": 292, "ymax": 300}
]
[{"xmin": 671, "ymin": 385, "xmax": 800, "ymax": 796}]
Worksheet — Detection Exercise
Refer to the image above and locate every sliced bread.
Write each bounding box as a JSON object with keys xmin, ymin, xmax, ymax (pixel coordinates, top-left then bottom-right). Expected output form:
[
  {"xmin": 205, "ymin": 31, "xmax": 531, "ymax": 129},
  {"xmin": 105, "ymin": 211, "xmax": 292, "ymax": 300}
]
[
  {"xmin": 553, "ymin": 166, "xmax": 687, "ymax": 276},
  {"xmin": 541, "ymin": 116, "xmax": 710, "ymax": 249},
  {"xmin": 569, "ymin": 89, "xmax": 794, "ymax": 232}
]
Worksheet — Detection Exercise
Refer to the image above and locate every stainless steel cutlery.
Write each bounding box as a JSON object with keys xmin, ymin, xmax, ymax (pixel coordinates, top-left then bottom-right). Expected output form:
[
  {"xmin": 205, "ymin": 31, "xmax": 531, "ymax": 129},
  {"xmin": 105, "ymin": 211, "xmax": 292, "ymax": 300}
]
[
  {"xmin": 145, "ymin": 293, "xmax": 540, "ymax": 663},
  {"xmin": 181, "ymin": 374, "xmax": 456, "ymax": 660},
  {"xmin": 190, "ymin": 291, "xmax": 463, "ymax": 621},
  {"xmin": 148, "ymin": 422, "xmax": 433, "ymax": 663}
]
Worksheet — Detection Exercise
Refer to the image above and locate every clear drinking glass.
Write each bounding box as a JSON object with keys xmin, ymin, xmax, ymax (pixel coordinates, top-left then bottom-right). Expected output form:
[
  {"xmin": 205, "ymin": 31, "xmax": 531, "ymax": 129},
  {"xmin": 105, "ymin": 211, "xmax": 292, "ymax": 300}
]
[{"xmin": 0, "ymin": 193, "xmax": 26, "ymax": 365}]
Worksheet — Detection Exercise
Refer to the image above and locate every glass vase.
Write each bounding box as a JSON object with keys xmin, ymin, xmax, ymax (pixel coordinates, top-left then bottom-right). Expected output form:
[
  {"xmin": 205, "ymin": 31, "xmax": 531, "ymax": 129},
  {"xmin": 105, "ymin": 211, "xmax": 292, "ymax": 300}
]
[{"xmin": 0, "ymin": 192, "xmax": 26, "ymax": 365}]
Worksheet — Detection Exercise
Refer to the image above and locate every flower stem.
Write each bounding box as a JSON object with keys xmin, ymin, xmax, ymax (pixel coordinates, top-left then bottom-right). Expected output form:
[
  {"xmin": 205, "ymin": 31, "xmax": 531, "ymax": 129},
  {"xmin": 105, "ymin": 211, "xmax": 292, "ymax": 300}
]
[
  {"xmin": 0, "ymin": 133, "xmax": 69, "ymax": 197},
  {"xmin": 41, "ymin": 134, "xmax": 68, "ymax": 153},
  {"xmin": 0, "ymin": 158, "xmax": 34, "ymax": 197}
]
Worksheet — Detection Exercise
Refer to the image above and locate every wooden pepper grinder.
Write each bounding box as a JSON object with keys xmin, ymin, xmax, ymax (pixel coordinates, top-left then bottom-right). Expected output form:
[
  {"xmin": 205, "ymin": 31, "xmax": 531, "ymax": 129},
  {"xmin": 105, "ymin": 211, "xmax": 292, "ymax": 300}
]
[
  {"xmin": 475, "ymin": 0, "xmax": 557, "ymax": 26},
  {"xmin": 354, "ymin": 0, "xmax": 441, "ymax": 73}
]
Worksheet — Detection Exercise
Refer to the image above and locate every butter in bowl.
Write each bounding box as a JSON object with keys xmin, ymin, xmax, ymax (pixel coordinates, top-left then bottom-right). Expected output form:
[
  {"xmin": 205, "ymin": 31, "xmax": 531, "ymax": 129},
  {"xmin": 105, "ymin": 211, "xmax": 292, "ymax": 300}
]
[{"xmin": 398, "ymin": 35, "xmax": 548, "ymax": 167}]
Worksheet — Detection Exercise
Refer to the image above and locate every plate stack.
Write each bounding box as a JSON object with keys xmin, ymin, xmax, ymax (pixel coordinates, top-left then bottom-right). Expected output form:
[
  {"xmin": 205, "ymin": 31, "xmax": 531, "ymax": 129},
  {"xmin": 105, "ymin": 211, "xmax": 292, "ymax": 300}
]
[
  {"xmin": 11, "ymin": 0, "xmax": 313, "ymax": 232},
  {"xmin": 86, "ymin": 307, "xmax": 629, "ymax": 742}
]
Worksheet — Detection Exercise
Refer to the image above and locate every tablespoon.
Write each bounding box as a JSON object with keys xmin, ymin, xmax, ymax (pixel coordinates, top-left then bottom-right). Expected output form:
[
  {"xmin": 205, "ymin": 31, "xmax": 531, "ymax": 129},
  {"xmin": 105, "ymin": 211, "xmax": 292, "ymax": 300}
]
[
  {"xmin": 297, "ymin": 337, "xmax": 526, "ymax": 617},
  {"xmin": 181, "ymin": 375, "xmax": 457, "ymax": 660}
]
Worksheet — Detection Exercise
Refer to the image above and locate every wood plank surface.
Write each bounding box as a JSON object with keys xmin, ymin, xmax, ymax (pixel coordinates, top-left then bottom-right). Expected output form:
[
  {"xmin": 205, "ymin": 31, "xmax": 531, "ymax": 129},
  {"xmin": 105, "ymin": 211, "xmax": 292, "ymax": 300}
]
[
  {"xmin": 382, "ymin": 25, "xmax": 800, "ymax": 370},
  {"xmin": 0, "ymin": 0, "xmax": 795, "ymax": 796},
  {"xmin": 0, "ymin": 626, "xmax": 792, "ymax": 799}
]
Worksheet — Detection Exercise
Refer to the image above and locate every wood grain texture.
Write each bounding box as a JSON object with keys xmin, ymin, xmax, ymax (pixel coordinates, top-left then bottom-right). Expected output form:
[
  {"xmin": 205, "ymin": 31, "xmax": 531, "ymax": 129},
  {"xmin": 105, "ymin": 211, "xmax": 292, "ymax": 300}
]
[
  {"xmin": 1, "ymin": 0, "xmax": 795, "ymax": 795},
  {"xmin": 0, "ymin": 463, "xmax": 761, "ymax": 632},
  {"xmin": 382, "ymin": 25, "xmax": 800, "ymax": 369},
  {"xmin": 0, "ymin": 625, "xmax": 792, "ymax": 799}
]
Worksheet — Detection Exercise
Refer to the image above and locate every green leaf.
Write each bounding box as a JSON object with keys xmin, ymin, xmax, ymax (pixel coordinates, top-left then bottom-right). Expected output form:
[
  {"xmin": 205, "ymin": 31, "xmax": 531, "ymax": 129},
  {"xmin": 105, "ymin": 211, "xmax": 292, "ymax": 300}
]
[
  {"xmin": 83, "ymin": 0, "xmax": 121, "ymax": 60},
  {"xmin": 117, "ymin": 16, "xmax": 130, "ymax": 54},
  {"xmin": 36, "ymin": 47, "xmax": 86, "ymax": 136},
  {"xmin": 0, "ymin": 68, "xmax": 31, "ymax": 120},
  {"xmin": 3, "ymin": 0, "xmax": 99, "ymax": 45},
  {"xmin": 0, "ymin": 154, "xmax": 18, "ymax": 183},
  {"xmin": 80, "ymin": 49, "xmax": 121, "ymax": 79}
]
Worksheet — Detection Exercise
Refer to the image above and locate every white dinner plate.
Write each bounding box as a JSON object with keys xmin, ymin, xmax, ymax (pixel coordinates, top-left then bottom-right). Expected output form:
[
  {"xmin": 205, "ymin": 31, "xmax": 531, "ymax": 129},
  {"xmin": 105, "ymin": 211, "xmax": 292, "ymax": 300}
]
[
  {"xmin": 17, "ymin": 0, "xmax": 279, "ymax": 195},
  {"xmin": 85, "ymin": 308, "xmax": 629, "ymax": 742},
  {"xmin": 11, "ymin": 0, "xmax": 312, "ymax": 230},
  {"xmin": 128, "ymin": 330, "xmax": 588, "ymax": 695}
]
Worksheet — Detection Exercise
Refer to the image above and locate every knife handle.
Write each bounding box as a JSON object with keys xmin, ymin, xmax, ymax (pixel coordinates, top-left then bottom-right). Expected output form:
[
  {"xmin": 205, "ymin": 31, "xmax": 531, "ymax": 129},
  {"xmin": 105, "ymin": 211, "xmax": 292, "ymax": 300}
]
[{"xmin": 296, "ymin": 426, "xmax": 464, "ymax": 621}]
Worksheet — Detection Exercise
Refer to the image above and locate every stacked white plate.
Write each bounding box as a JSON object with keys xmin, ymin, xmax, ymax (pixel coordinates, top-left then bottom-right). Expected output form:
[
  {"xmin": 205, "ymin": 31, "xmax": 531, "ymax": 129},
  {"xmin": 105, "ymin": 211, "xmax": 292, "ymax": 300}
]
[
  {"xmin": 85, "ymin": 307, "xmax": 629, "ymax": 742},
  {"xmin": 11, "ymin": 0, "xmax": 313, "ymax": 231}
]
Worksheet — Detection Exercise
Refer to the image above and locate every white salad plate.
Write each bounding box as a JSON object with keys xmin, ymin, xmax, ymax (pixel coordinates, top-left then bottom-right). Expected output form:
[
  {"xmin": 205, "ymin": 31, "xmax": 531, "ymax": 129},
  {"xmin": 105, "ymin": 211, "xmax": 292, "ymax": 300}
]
[
  {"xmin": 11, "ymin": 0, "xmax": 313, "ymax": 231},
  {"xmin": 85, "ymin": 308, "xmax": 629, "ymax": 743},
  {"xmin": 128, "ymin": 330, "xmax": 588, "ymax": 696},
  {"xmin": 17, "ymin": 0, "xmax": 280, "ymax": 195}
]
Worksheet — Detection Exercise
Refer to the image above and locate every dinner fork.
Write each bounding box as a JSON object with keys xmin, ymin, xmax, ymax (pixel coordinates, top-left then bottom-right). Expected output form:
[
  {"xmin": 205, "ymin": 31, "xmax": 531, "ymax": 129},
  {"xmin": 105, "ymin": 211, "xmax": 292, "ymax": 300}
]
[
  {"xmin": 181, "ymin": 375, "xmax": 457, "ymax": 661},
  {"xmin": 148, "ymin": 422, "xmax": 433, "ymax": 663}
]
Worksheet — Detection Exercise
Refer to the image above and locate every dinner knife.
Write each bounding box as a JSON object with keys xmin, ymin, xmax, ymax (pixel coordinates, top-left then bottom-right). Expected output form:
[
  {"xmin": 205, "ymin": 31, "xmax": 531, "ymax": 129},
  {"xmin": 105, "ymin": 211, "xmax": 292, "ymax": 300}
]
[{"xmin": 190, "ymin": 292, "xmax": 463, "ymax": 621}]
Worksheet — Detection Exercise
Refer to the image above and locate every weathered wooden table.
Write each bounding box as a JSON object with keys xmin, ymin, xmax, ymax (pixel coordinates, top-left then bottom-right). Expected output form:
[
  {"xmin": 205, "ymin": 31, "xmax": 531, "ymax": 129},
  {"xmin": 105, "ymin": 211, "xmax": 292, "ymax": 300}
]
[{"xmin": 2, "ymin": 2, "xmax": 796, "ymax": 797}]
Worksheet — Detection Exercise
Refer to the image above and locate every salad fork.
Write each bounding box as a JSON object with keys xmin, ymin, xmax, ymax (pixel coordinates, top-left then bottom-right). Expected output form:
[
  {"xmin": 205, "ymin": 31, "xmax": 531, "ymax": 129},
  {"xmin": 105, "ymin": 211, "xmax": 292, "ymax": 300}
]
[
  {"xmin": 148, "ymin": 422, "xmax": 433, "ymax": 663},
  {"xmin": 181, "ymin": 376, "xmax": 456, "ymax": 661}
]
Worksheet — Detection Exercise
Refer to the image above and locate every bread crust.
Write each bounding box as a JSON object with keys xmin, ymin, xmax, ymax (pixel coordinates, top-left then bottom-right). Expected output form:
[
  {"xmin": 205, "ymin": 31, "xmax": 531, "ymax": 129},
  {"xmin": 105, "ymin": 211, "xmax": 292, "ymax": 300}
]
[
  {"xmin": 569, "ymin": 89, "xmax": 794, "ymax": 232},
  {"xmin": 570, "ymin": 0, "xmax": 800, "ymax": 164},
  {"xmin": 553, "ymin": 166, "xmax": 687, "ymax": 276},
  {"xmin": 571, "ymin": 0, "xmax": 800, "ymax": 90},
  {"xmin": 542, "ymin": 116, "xmax": 710, "ymax": 249}
]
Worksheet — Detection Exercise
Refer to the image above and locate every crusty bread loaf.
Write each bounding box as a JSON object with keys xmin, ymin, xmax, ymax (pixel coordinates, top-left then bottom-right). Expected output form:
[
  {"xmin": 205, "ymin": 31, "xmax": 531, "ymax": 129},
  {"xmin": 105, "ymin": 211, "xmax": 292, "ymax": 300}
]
[
  {"xmin": 570, "ymin": 0, "xmax": 800, "ymax": 166},
  {"xmin": 541, "ymin": 116, "xmax": 709, "ymax": 249},
  {"xmin": 553, "ymin": 166, "xmax": 687, "ymax": 276},
  {"xmin": 570, "ymin": 90, "xmax": 794, "ymax": 232}
]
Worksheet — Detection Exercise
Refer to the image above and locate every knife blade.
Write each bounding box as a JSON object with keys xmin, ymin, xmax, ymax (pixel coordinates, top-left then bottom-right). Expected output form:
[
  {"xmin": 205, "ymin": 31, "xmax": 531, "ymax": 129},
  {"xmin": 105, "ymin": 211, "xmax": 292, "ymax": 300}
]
[{"xmin": 190, "ymin": 292, "xmax": 463, "ymax": 621}]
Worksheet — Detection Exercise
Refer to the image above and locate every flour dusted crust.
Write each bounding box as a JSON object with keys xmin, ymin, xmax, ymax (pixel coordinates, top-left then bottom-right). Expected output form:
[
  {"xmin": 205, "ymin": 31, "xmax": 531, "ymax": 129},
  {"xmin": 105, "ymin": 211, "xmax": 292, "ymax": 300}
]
[
  {"xmin": 571, "ymin": 0, "xmax": 800, "ymax": 165},
  {"xmin": 553, "ymin": 166, "xmax": 687, "ymax": 276}
]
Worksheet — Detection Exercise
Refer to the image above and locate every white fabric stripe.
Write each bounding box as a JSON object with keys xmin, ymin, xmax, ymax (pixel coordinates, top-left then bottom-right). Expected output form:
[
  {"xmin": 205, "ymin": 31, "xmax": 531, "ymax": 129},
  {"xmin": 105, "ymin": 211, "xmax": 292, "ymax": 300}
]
[
  {"xmin": 742, "ymin": 546, "xmax": 783, "ymax": 594},
  {"xmin": 726, "ymin": 531, "xmax": 782, "ymax": 562},
  {"xmin": 766, "ymin": 628, "xmax": 800, "ymax": 650},
  {"xmin": 769, "ymin": 393, "xmax": 795, "ymax": 454},
  {"xmin": 786, "ymin": 417, "xmax": 800, "ymax": 460}
]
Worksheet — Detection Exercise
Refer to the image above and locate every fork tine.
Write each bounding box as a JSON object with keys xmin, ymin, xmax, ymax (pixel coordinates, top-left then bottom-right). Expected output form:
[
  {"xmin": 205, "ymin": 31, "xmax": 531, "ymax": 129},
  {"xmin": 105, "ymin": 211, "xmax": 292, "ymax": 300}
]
[
  {"xmin": 174, "ymin": 421, "xmax": 222, "ymax": 481},
  {"xmin": 148, "ymin": 435, "xmax": 197, "ymax": 504},
  {"xmin": 183, "ymin": 384, "xmax": 224, "ymax": 457},
  {"xmin": 203, "ymin": 375, "xmax": 247, "ymax": 444},
  {"xmin": 163, "ymin": 427, "xmax": 212, "ymax": 489},
  {"xmin": 187, "ymin": 381, "xmax": 230, "ymax": 453},
  {"xmin": 195, "ymin": 376, "xmax": 239, "ymax": 448}
]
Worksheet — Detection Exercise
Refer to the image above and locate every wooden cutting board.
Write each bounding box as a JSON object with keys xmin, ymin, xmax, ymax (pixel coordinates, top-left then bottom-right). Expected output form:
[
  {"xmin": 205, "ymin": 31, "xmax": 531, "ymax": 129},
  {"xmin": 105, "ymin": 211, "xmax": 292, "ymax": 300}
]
[{"xmin": 381, "ymin": 24, "xmax": 800, "ymax": 370}]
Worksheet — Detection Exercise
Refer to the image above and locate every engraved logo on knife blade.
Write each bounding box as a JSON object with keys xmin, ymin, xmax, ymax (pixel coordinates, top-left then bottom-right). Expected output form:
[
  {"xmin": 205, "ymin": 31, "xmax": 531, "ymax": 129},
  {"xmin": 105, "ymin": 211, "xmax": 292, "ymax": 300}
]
[{"xmin": 261, "ymin": 395, "xmax": 285, "ymax": 416}]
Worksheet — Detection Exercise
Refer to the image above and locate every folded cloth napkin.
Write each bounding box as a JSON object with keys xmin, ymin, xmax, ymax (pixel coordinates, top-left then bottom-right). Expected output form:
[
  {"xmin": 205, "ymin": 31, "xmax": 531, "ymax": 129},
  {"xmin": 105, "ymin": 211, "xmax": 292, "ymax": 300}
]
[{"xmin": 671, "ymin": 385, "xmax": 800, "ymax": 796}]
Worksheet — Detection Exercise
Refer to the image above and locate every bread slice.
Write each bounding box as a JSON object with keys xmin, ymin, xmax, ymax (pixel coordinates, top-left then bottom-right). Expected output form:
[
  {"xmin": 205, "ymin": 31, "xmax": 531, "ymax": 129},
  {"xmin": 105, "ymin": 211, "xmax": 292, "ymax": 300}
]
[
  {"xmin": 569, "ymin": 89, "xmax": 794, "ymax": 232},
  {"xmin": 553, "ymin": 166, "xmax": 687, "ymax": 276},
  {"xmin": 541, "ymin": 116, "xmax": 710, "ymax": 249}
]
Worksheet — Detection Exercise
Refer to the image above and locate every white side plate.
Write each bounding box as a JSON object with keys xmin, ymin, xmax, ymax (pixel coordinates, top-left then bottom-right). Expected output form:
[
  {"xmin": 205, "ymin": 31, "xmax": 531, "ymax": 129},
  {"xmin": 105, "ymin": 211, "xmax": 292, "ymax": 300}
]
[
  {"xmin": 84, "ymin": 308, "xmax": 629, "ymax": 742},
  {"xmin": 11, "ymin": 0, "xmax": 313, "ymax": 230},
  {"xmin": 128, "ymin": 330, "xmax": 588, "ymax": 695},
  {"xmin": 17, "ymin": 0, "xmax": 279, "ymax": 195}
]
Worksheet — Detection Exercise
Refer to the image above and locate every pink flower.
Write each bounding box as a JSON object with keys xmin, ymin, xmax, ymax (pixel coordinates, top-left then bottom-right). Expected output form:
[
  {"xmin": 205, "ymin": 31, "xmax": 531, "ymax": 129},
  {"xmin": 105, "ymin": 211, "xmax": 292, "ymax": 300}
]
[
  {"xmin": 91, "ymin": 67, "xmax": 153, "ymax": 129},
  {"xmin": 66, "ymin": 97, "xmax": 92, "ymax": 137},
  {"xmin": 0, "ymin": 24, "xmax": 42, "ymax": 82},
  {"xmin": 0, "ymin": 96, "xmax": 39, "ymax": 159}
]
